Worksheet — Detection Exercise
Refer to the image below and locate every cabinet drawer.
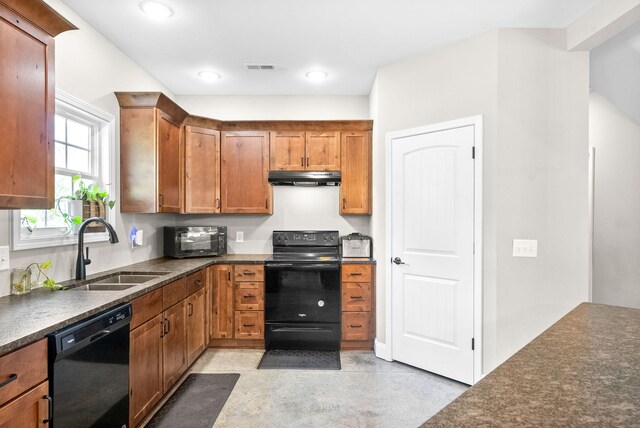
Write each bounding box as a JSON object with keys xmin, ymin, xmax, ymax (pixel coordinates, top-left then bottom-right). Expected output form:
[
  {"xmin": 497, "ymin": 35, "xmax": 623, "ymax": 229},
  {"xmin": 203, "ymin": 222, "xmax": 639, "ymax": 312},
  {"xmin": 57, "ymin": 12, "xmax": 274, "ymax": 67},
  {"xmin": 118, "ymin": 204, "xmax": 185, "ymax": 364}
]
[
  {"xmin": 234, "ymin": 311, "xmax": 264, "ymax": 339},
  {"xmin": 163, "ymin": 278, "xmax": 186, "ymax": 310},
  {"xmin": 235, "ymin": 282, "xmax": 264, "ymax": 311},
  {"xmin": 131, "ymin": 288, "xmax": 163, "ymax": 329},
  {"xmin": 0, "ymin": 340, "xmax": 47, "ymax": 407},
  {"xmin": 234, "ymin": 265, "xmax": 264, "ymax": 282},
  {"xmin": 342, "ymin": 312, "xmax": 372, "ymax": 341},
  {"xmin": 341, "ymin": 282, "xmax": 371, "ymax": 312},
  {"xmin": 186, "ymin": 270, "xmax": 205, "ymax": 294},
  {"xmin": 341, "ymin": 264, "xmax": 372, "ymax": 283}
]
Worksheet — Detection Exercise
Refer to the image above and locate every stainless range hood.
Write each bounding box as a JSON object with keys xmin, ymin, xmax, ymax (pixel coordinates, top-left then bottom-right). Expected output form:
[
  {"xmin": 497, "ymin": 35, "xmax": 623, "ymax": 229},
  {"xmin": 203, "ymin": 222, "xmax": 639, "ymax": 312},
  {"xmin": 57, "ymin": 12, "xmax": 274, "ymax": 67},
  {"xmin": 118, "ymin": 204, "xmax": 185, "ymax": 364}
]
[{"xmin": 268, "ymin": 171, "xmax": 341, "ymax": 186}]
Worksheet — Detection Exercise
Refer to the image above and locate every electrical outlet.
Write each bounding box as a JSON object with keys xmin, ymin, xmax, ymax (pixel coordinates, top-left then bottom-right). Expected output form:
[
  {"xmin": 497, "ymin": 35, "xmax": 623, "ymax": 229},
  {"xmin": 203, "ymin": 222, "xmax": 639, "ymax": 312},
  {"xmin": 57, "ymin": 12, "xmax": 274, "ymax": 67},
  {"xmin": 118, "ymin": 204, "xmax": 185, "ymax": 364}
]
[
  {"xmin": 513, "ymin": 239, "xmax": 538, "ymax": 258},
  {"xmin": 0, "ymin": 246, "xmax": 9, "ymax": 271},
  {"xmin": 236, "ymin": 231, "xmax": 244, "ymax": 242}
]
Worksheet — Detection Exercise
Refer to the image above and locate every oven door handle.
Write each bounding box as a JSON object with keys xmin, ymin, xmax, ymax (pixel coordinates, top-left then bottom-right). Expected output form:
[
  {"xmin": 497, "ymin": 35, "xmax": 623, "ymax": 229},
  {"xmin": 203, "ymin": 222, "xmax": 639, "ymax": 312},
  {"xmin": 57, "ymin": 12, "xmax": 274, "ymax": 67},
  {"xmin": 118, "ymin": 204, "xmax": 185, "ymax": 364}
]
[{"xmin": 265, "ymin": 263, "xmax": 340, "ymax": 271}]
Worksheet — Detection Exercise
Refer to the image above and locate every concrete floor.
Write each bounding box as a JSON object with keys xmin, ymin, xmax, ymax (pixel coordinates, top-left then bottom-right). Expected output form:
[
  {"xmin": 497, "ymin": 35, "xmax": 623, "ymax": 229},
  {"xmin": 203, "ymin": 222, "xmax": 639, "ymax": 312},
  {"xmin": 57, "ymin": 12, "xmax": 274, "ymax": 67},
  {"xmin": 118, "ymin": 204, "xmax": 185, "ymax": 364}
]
[{"xmin": 159, "ymin": 349, "xmax": 468, "ymax": 428}]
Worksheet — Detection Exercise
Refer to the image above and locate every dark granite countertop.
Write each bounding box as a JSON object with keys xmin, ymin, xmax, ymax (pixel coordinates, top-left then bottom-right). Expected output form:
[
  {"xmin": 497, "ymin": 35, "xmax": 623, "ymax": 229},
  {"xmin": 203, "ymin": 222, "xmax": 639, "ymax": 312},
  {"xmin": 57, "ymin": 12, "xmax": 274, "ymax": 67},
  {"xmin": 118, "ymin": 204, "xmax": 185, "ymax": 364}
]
[
  {"xmin": 423, "ymin": 302, "xmax": 640, "ymax": 427},
  {"xmin": 0, "ymin": 254, "xmax": 269, "ymax": 355}
]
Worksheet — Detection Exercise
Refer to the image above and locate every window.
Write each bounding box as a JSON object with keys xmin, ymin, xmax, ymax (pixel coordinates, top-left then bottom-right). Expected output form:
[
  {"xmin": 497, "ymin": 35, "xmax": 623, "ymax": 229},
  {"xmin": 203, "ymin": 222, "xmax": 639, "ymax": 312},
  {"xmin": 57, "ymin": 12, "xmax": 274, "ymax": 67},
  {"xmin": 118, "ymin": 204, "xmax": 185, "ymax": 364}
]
[{"xmin": 11, "ymin": 90, "xmax": 115, "ymax": 250}]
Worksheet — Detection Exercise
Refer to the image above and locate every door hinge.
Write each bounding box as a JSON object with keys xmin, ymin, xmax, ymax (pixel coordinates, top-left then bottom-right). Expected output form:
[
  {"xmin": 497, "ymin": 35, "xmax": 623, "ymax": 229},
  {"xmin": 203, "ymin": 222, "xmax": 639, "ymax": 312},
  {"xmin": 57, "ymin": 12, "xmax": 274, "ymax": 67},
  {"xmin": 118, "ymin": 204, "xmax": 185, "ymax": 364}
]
[
  {"xmin": 471, "ymin": 338, "xmax": 475, "ymax": 350},
  {"xmin": 472, "ymin": 146, "xmax": 475, "ymax": 159}
]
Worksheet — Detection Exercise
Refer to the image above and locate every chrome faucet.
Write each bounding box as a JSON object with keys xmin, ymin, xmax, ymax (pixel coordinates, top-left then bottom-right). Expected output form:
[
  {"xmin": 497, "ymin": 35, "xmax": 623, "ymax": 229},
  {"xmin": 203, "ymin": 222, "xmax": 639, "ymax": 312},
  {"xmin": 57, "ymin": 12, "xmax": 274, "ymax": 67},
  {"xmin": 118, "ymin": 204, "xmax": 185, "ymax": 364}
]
[{"xmin": 75, "ymin": 217, "xmax": 119, "ymax": 280}]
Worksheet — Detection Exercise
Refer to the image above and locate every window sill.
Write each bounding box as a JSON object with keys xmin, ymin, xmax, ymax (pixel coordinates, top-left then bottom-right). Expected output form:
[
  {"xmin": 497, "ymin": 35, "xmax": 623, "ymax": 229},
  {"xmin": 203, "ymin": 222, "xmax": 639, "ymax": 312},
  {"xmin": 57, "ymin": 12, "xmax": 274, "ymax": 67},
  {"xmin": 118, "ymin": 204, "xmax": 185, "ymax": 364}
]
[{"xmin": 11, "ymin": 230, "xmax": 110, "ymax": 251}]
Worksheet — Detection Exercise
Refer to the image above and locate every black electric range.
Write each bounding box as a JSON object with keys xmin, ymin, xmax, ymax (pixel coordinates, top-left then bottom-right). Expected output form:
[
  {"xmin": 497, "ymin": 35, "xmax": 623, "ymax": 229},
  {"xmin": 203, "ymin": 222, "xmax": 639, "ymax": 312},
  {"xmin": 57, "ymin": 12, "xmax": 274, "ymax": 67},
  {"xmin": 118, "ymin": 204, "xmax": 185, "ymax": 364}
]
[{"xmin": 264, "ymin": 231, "xmax": 341, "ymax": 351}]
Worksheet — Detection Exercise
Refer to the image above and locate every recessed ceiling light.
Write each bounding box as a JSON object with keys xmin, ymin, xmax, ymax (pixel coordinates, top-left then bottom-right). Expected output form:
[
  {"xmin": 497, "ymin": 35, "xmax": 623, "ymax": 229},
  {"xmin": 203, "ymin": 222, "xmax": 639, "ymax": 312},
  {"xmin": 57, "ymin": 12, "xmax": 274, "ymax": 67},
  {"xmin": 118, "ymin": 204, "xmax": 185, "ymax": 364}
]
[
  {"xmin": 198, "ymin": 70, "xmax": 221, "ymax": 82},
  {"xmin": 305, "ymin": 70, "xmax": 328, "ymax": 81},
  {"xmin": 139, "ymin": 1, "xmax": 174, "ymax": 19}
]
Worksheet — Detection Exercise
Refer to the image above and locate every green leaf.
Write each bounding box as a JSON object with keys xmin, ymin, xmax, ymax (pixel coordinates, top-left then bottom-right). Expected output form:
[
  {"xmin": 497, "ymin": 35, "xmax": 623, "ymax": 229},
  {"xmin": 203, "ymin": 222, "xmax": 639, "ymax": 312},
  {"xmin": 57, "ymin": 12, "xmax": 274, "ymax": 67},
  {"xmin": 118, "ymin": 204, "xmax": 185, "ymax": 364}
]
[
  {"xmin": 72, "ymin": 175, "xmax": 80, "ymax": 184},
  {"xmin": 26, "ymin": 216, "xmax": 38, "ymax": 224},
  {"xmin": 72, "ymin": 216, "xmax": 83, "ymax": 224},
  {"xmin": 39, "ymin": 261, "xmax": 52, "ymax": 269},
  {"xmin": 108, "ymin": 201, "xmax": 116, "ymax": 209}
]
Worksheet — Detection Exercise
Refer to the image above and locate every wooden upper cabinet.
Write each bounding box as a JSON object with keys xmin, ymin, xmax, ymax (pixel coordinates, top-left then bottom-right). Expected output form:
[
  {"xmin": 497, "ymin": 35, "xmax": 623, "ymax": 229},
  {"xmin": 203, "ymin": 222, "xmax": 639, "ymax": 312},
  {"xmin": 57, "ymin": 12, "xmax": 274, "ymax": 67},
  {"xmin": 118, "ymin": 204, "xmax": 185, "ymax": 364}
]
[
  {"xmin": 221, "ymin": 131, "xmax": 272, "ymax": 214},
  {"xmin": 340, "ymin": 131, "xmax": 372, "ymax": 215},
  {"xmin": 184, "ymin": 125, "xmax": 221, "ymax": 213},
  {"xmin": 270, "ymin": 132, "xmax": 306, "ymax": 171},
  {"xmin": 157, "ymin": 112, "xmax": 183, "ymax": 213},
  {"xmin": 116, "ymin": 92, "xmax": 188, "ymax": 213},
  {"xmin": 306, "ymin": 132, "xmax": 340, "ymax": 171},
  {"xmin": 0, "ymin": 1, "xmax": 75, "ymax": 209},
  {"xmin": 269, "ymin": 131, "xmax": 340, "ymax": 171}
]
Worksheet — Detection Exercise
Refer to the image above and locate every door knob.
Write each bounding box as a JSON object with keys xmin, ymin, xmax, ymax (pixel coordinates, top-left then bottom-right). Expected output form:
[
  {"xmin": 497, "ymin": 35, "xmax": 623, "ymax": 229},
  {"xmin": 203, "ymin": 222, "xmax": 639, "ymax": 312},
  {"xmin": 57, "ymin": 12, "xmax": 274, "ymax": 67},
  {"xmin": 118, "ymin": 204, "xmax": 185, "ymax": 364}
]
[{"xmin": 392, "ymin": 257, "xmax": 405, "ymax": 265}]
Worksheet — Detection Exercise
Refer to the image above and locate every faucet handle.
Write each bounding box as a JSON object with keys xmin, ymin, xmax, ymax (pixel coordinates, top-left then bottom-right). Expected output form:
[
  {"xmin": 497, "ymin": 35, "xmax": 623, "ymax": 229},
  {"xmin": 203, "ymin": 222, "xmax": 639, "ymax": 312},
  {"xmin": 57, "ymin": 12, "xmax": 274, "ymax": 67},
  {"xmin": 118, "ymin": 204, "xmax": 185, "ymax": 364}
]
[{"xmin": 84, "ymin": 247, "xmax": 91, "ymax": 266}]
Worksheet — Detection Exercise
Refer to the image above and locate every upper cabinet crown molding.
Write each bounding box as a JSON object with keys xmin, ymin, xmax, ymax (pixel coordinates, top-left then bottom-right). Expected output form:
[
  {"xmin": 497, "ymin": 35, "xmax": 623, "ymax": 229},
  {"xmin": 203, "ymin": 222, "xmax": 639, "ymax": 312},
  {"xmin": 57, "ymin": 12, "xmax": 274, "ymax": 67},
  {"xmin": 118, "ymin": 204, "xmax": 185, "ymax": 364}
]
[
  {"xmin": 0, "ymin": 0, "xmax": 76, "ymax": 36},
  {"xmin": 221, "ymin": 120, "xmax": 372, "ymax": 132},
  {"xmin": 115, "ymin": 92, "xmax": 189, "ymax": 123}
]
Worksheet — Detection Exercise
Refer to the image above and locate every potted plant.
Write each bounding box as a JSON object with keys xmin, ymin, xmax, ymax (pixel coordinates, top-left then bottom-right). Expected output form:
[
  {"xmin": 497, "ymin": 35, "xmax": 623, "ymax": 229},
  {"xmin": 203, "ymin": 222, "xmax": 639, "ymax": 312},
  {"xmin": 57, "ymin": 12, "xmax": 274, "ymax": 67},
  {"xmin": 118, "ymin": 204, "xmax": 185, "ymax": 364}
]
[
  {"xmin": 11, "ymin": 261, "xmax": 63, "ymax": 294},
  {"xmin": 56, "ymin": 175, "xmax": 116, "ymax": 233}
]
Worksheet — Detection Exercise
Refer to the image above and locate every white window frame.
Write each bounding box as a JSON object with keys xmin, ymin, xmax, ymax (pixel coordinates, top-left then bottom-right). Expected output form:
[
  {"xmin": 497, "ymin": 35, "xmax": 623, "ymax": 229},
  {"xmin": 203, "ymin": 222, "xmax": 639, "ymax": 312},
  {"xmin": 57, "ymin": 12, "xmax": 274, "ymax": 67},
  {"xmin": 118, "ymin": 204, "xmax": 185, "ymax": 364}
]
[{"xmin": 11, "ymin": 90, "xmax": 116, "ymax": 250}]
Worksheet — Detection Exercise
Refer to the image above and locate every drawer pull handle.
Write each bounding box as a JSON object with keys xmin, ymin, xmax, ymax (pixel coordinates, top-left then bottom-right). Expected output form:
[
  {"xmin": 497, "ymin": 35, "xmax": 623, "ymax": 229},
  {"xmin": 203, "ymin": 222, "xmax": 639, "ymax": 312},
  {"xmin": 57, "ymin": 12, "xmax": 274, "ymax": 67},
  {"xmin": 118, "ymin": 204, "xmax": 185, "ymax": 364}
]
[
  {"xmin": 243, "ymin": 271, "xmax": 256, "ymax": 275},
  {"xmin": 243, "ymin": 324, "xmax": 256, "ymax": 327},
  {"xmin": 243, "ymin": 294, "xmax": 256, "ymax": 298},
  {"xmin": 350, "ymin": 272, "xmax": 363, "ymax": 276},
  {"xmin": 350, "ymin": 324, "xmax": 363, "ymax": 328},
  {"xmin": 352, "ymin": 296, "xmax": 363, "ymax": 299},
  {"xmin": 193, "ymin": 279, "xmax": 202, "ymax": 286},
  {"xmin": 43, "ymin": 395, "xmax": 52, "ymax": 424},
  {"xmin": 0, "ymin": 373, "xmax": 17, "ymax": 388}
]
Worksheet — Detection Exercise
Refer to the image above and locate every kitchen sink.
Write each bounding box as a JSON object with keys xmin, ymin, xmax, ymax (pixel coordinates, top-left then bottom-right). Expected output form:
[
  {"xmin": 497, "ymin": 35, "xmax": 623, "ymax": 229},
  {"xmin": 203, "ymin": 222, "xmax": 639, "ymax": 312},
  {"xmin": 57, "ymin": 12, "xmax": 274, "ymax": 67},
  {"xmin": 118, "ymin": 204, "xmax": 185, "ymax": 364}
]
[{"xmin": 71, "ymin": 272, "xmax": 170, "ymax": 291}]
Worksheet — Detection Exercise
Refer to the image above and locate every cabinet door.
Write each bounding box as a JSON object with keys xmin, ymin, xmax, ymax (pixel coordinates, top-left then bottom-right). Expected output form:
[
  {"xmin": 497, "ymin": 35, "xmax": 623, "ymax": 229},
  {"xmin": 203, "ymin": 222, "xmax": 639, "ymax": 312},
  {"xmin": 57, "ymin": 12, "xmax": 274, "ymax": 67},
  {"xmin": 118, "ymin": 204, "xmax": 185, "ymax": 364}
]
[
  {"xmin": 130, "ymin": 314, "xmax": 163, "ymax": 428},
  {"xmin": 0, "ymin": 9, "xmax": 54, "ymax": 209},
  {"xmin": 210, "ymin": 265, "xmax": 234, "ymax": 339},
  {"xmin": 269, "ymin": 131, "xmax": 305, "ymax": 171},
  {"xmin": 340, "ymin": 131, "xmax": 371, "ymax": 214},
  {"xmin": 306, "ymin": 132, "xmax": 340, "ymax": 171},
  {"xmin": 0, "ymin": 381, "xmax": 50, "ymax": 428},
  {"xmin": 220, "ymin": 131, "xmax": 272, "ymax": 214},
  {"xmin": 186, "ymin": 288, "xmax": 206, "ymax": 366},
  {"xmin": 162, "ymin": 301, "xmax": 187, "ymax": 393},
  {"xmin": 185, "ymin": 126, "xmax": 220, "ymax": 213},
  {"xmin": 157, "ymin": 110, "xmax": 183, "ymax": 213}
]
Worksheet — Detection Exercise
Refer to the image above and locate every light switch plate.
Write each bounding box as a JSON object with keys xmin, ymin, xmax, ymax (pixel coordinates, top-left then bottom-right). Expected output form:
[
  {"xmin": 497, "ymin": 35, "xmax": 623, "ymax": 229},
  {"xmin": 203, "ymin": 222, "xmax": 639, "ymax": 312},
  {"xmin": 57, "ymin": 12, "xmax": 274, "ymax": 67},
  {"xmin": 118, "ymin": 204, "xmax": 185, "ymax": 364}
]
[
  {"xmin": 0, "ymin": 246, "xmax": 9, "ymax": 271},
  {"xmin": 236, "ymin": 231, "xmax": 244, "ymax": 242},
  {"xmin": 513, "ymin": 239, "xmax": 538, "ymax": 258}
]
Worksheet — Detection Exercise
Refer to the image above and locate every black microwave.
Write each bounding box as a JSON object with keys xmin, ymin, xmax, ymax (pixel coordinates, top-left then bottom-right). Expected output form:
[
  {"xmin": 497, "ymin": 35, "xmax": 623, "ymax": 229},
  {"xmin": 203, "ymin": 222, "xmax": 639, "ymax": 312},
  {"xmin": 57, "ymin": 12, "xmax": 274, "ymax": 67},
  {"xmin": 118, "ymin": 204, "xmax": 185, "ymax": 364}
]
[{"xmin": 164, "ymin": 226, "xmax": 227, "ymax": 258}]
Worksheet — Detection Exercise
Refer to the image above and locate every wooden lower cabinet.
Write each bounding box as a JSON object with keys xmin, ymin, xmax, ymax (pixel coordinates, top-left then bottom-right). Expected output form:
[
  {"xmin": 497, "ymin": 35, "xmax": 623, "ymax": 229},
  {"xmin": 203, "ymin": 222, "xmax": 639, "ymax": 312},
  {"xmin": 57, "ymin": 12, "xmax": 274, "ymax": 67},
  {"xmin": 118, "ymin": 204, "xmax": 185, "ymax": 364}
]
[
  {"xmin": 186, "ymin": 287, "xmax": 207, "ymax": 365},
  {"xmin": 0, "ymin": 381, "xmax": 50, "ymax": 428},
  {"xmin": 234, "ymin": 311, "xmax": 264, "ymax": 339},
  {"xmin": 341, "ymin": 264, "xmax": 375, "ymax": 349},
  {"xmin": 130, "ymin": 314, "xmax": 163, "ymax": 428},
  {"xmin": 162, "ymin": 300, "xmax": 187, "ymax": 392},
  {"xmin": 209, "ymin": 264, "xmax": 265, "ymax": 346},
  {"xmin": 209, "ymin": 265, "xmax": 234, "ymax": 340},
  {"xmin": 0, "ymin": 339, "xmax": 50, "ymax": 427}
]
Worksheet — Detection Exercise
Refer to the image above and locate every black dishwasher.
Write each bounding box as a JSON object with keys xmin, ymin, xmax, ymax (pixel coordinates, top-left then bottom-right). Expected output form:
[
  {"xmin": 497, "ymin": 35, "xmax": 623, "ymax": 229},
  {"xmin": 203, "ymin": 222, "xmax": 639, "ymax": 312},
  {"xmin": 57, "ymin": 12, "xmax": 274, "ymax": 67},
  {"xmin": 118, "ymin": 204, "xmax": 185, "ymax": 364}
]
[{"xmin": 48, "ymin": 303, "xmax": 132, "ymax": 428}]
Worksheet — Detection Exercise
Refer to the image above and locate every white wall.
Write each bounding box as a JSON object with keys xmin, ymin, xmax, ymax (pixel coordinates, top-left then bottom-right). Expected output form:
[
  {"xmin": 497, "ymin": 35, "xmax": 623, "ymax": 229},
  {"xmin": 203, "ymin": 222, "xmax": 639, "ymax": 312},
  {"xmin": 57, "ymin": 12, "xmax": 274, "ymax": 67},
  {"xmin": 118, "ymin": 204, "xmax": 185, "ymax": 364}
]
[
  {"xmin": 0, "ymin": 0, "xmax": 176, "ymax": 296},
  {"xmin": 495, "ymin": 29, "xmax": 590, "ymax": 362},
  {"xmin": 372, "ymin": 28, "xmax": 589, "ymax": 373},
  {"xmin": 177, "ymin": 96, "xmax": 369, "ymax": 121},
  {"xmin": 591, "ymin": 92, "xmax": 640, "ymax": 308},
  {"xmin": 590, "ymin": 22, "xmax": 640, "ymax": 124}
]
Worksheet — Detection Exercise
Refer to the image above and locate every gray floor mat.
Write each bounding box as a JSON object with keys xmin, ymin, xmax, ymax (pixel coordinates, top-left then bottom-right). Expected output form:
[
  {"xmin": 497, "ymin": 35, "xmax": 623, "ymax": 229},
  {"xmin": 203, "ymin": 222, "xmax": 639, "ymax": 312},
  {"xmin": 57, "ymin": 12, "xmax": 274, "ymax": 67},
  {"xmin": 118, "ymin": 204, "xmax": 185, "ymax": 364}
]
[
  {"xmin": 257, "ymin": 350, "xmax": 341, "ymax": 370},
  {"xmin": 146, "ymin": 373, "xmax": 239, "ymax": 428}
]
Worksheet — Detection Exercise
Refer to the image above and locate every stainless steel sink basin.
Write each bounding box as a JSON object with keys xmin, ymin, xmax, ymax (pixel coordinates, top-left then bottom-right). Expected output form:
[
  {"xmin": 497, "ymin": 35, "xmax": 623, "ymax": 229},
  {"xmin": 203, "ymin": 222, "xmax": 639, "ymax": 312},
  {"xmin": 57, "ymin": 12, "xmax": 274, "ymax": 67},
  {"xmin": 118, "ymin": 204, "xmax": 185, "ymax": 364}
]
[{"xmin": 71, "ymin": 271, "xmax": 170, "ymax": 291}]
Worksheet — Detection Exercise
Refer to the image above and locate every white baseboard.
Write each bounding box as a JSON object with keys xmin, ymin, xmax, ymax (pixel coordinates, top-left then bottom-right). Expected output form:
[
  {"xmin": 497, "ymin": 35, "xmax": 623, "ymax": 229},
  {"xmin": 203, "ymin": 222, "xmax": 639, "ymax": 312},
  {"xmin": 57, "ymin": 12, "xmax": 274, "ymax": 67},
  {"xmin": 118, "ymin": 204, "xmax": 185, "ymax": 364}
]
[{"xmin": 374, "ymin": 339, "xmax": 392, "ymax": 361}]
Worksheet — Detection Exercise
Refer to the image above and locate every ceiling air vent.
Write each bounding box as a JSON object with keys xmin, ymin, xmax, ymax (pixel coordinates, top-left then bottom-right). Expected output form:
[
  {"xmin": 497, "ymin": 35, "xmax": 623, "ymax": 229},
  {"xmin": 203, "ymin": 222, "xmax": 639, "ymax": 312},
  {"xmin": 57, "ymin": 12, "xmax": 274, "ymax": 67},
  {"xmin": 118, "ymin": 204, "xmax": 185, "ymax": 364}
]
[{"xmin": 244, "ymin": 63, "xmax": 277, "ymax": 71}]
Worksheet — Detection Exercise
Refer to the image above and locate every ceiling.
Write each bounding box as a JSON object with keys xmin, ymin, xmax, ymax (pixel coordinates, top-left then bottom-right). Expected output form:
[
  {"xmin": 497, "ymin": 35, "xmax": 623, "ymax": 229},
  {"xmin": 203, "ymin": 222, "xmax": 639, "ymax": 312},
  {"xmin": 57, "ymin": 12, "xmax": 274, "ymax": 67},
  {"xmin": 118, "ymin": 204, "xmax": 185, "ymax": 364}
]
[{"xmin": 61, "ymin": 0, "xmax": 600, "ymax": 96}]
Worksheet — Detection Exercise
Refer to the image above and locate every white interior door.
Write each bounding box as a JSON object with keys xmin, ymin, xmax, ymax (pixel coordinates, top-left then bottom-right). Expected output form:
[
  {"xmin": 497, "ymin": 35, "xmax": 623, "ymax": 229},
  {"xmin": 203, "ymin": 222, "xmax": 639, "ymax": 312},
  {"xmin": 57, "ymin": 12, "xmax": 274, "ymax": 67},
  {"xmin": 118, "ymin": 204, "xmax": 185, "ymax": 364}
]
[{"xmin": 390, "ymin": 122, "xmax": 476, "ymax": 385}]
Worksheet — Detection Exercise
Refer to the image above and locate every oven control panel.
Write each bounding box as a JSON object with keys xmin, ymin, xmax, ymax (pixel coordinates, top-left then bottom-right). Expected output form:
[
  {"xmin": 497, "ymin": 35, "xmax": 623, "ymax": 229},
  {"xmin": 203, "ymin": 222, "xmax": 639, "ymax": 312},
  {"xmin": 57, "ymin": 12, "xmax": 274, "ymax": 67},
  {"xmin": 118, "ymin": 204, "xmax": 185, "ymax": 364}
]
[{"xmin": 272, "ymin": 231, "xmax": 339, "ymax": 247}]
